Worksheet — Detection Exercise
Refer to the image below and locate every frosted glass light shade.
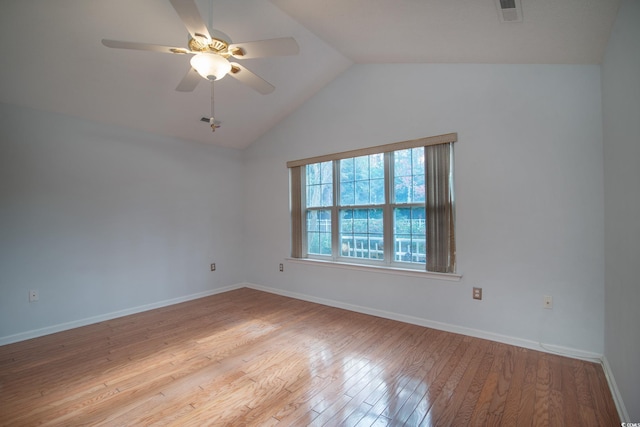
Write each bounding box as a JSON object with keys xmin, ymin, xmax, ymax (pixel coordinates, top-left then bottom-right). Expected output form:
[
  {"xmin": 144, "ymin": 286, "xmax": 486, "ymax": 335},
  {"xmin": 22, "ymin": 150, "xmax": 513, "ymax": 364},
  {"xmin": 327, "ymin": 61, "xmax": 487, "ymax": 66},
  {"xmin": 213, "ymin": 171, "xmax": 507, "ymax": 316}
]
[{"xmin": 190, "ymin": 53, "xmax": 231, "ymax": 81}]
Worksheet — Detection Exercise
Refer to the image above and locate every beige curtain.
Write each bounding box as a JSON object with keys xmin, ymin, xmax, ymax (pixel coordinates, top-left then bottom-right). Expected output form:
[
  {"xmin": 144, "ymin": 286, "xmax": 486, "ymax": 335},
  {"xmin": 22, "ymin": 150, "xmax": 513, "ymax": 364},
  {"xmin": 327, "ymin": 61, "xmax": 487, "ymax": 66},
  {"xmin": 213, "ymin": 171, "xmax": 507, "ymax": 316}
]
[
  {"xmin": 290, "ymin": 166, "xmax": 303, "ymax": 258},
  {"xmin": 425, "ymin": 143, "xmax": 456, "ymax": 273}
]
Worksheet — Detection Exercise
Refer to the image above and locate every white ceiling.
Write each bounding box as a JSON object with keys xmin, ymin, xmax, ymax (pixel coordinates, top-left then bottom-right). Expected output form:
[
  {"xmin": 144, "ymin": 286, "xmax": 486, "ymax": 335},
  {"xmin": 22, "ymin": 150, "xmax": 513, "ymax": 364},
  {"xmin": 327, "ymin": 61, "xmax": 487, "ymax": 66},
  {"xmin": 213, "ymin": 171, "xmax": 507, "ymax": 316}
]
[{"xmin": 0, "ymin": 0, "xmax": 620, "ymax": 150}]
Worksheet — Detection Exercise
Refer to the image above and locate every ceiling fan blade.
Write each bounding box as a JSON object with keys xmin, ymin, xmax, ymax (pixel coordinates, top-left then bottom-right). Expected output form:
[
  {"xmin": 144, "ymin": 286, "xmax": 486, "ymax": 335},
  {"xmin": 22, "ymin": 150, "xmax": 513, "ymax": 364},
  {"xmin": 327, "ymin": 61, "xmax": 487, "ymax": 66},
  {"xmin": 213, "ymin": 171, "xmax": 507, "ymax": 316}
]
[
  {"xmin": 228, "ymin": 62, "xmax": 275, "ymax": 95},
  {"xmin": 175, "ymin": 66, "xmax": 201, "ymax": 92},
  {"xmin": 168, "ymin": 0, "xmax": 212, "ymax": 42},
  {"xmin": 102, "ymin": 39, "xmax": 190, "ymax": 55},
  {"xmin": 228, "ymin": 37, "xmax": 299, "ymax": 59}
]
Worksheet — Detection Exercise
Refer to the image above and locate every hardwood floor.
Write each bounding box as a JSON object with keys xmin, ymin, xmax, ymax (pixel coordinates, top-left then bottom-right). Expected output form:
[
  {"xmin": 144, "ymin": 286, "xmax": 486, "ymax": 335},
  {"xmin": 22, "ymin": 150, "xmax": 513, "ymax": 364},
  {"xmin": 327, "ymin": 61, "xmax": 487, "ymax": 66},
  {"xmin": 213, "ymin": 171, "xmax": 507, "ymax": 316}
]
[{"xmin": 0, "ymin": 288, "xmax": 619, "ymax": 426}]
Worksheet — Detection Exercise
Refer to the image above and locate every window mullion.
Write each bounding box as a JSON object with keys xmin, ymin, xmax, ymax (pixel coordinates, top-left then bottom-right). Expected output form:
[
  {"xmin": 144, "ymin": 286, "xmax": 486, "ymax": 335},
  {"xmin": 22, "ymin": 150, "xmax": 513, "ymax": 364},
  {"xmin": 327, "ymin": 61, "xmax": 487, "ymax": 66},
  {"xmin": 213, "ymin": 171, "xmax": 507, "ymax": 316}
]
[
  {"xmin": 383, "ymin": 152, "xmax": 393, "ymax": 265},
  {"xmin": 331, "ymin": 160, "xmax": 340, "ymax": 261}
]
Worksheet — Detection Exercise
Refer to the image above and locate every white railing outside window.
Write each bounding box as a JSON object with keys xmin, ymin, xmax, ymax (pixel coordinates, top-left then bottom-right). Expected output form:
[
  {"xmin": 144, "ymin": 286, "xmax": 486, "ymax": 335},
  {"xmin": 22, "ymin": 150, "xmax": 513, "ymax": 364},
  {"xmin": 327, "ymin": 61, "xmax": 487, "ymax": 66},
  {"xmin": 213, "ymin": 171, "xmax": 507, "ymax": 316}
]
[{"xmin": 340, "ymin": 235, "xmax": 426, "ymax": 264}]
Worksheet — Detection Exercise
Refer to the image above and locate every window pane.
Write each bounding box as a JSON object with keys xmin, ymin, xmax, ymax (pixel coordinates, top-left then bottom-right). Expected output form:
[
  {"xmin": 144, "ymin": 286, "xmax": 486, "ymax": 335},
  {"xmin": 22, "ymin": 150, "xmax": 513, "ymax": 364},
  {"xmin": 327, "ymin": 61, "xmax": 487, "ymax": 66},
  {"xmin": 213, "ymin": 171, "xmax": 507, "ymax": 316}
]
[
  {"xmin": 340, "ymin": 209, "xmax": 353, "ymax": 233},
  {"xmin": 340, "ymin": 154, "xmax": 384, "ymax": 206},
  {"xmin": 394, "ymin": 148, "xmax": 425, "ymax": 204},
  {"xmin": 353, "ymin": 208, "xmax": 369, "ymax": 233},
  {"xmin": 412, "ymin": 173, "xmax": 425, "ymax": 204},
  {"xmin": 307, "ymin": 209, "xmax": 332, "ymax": 255},
  {"xmin": 340, "ymin": 158, "xmax": 354, "ymax": 182},
  {"xmin": 394, "ymin": 149, "xmax": 411, "ymax": 176},
  {"xmin": 394, "ymin": 207, "xmax": 426, "ymax": 264},
  {"xmin": 307, "ymin": 184, "xmax": 319, "ymax": 207},
  {"xmin": 339, "ymin": 208, "xmax": 384, "ymax": 260},
  {"xmin": 321, "ymin": 161, "xmax": 333, "ymax": 182},
  {"xmin": 340, "ymin": 181, "xmax": 355, "ymax": 205},
  {"xmin": 395, "ymin": 178, "xmax": 410, "ymax": 204},
  {"xmin": 370, "ymin": 154, "xmax": 384, "ymax": 179},
  {"xmin": 354, "ymin": 156, "xmax": 369, "ymax": 181},
  {"xmin": 370, "ymin": 178, "xmax": 385, "ymax": 204},
  {"xmin": 306, "ymin": 161, "xmax": 332, "ymax": 208},
  {"xmin": 321, "ymin": 183, "xmax": 333, "ymax": 206},
  {"xmin": 306, "ymin": 163, "xmax": 320, "ymax": 185},
  {"xmin": 355, "ymin": 180, "xmax": 370, "ymax": 205}
]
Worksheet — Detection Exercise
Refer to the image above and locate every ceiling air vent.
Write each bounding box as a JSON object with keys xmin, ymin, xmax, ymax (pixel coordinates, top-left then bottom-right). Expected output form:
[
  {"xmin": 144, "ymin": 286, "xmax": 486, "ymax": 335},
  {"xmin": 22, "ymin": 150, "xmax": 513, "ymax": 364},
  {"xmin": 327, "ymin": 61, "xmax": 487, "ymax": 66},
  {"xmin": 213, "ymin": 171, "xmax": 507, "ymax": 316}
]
[{"xmin": 495, "ymin": 0, "xmax": 522, "ymax": 23}]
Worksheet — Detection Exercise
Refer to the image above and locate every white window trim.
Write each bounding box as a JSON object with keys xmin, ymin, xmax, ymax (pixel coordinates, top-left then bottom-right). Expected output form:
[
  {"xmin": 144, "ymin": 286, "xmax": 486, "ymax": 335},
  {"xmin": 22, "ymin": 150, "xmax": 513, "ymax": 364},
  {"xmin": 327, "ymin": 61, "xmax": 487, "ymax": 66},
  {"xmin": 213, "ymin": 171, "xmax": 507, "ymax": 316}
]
[
  {"xmin": 289, "ymin": 132, "xmax": 458, "ymax": 275},
  {"xmin": 286, "ymin": 257, "xmax": 462, "ymax": 281}
]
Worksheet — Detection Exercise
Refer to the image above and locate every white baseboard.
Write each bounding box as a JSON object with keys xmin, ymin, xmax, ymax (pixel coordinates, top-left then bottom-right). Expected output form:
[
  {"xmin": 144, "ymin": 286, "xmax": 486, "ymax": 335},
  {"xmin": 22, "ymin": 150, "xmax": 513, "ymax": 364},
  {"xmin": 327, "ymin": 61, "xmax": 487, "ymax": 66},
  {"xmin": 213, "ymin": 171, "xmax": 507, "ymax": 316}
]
[
  {"xmin": 601, "ymin": 355, "xmax": 630, "ymax": 422},
  {"xmin": 0, "ymin": 284, "xmax": 246, "ymax": 346},
  {"xmin": 4, "ymin": 281, "xmax": 606, "ymax": 364},
  {"xmin": 243, "ymin": 283, "xmax": 634, "ymax": 419},
  {"xmin": 241, "ymin": 282, "xmax": 603, "ymax": 362}
]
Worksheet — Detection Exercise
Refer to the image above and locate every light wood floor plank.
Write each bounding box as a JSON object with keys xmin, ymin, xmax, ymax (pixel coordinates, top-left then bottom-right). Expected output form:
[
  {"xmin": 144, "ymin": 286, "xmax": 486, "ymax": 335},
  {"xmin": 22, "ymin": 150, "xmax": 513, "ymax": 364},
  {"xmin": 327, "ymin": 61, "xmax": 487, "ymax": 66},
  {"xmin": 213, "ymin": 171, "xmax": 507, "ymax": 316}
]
[
  {"xmin": 0, "ymin": 288, "xmax": 620, "ymax": 426},
  {"xmin": 496, "ymin": 347, "xmax": 528, "ymax": 425},
  {"xmin": 412, "ymin": 338, "xmax": 482, "ymax": 425}
]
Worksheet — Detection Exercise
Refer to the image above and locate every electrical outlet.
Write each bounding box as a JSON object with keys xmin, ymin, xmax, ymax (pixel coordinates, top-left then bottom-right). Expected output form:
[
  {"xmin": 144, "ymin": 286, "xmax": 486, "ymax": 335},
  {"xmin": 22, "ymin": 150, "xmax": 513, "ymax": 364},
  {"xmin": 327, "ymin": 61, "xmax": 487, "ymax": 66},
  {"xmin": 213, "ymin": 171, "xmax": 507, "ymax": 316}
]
[
  {"xmin": 29, "ymin": 289, "xmax": 39, "ymax": 302},
  {"xmin": 473, "ymin": 287, "xmax": 482, "ymax": 300},
  {"xmin": 210, "ymin": 263, "xmax": 216, "ymax": 271},
  {"xmin": 543, "ymin": 295, "xmax": 553, "ymax": 309},
  {"xmin": 279, "ymin": 263, "xmax": 284, "ymax": 272}
]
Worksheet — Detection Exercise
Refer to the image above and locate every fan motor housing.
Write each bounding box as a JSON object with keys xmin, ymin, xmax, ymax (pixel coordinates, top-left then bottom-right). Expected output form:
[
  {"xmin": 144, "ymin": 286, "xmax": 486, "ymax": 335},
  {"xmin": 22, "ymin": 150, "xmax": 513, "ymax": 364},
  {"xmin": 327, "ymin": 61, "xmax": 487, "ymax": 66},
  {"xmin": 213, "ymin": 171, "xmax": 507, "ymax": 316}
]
[{"xmin": 188, "ymin": 36, "xmax": 229, "ymax": 55}]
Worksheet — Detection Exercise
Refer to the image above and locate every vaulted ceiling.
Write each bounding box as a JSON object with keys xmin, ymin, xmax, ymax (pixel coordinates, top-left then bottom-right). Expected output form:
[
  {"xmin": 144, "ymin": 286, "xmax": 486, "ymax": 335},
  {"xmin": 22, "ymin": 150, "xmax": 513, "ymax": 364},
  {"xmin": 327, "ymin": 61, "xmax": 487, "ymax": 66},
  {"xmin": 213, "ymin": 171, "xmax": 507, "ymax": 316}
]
[{"xmin": 0, "ymin": 0, "xmax": 620, "ymax": 149}]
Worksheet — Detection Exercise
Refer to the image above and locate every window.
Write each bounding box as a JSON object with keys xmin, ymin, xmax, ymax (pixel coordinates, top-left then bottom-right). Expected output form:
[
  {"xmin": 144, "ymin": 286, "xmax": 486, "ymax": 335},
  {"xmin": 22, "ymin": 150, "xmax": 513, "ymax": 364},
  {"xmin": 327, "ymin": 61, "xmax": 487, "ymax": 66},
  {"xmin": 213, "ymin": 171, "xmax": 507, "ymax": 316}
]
[{"xmin": 288, "ymin": 133, "xmax": 457, "ymax": 274}]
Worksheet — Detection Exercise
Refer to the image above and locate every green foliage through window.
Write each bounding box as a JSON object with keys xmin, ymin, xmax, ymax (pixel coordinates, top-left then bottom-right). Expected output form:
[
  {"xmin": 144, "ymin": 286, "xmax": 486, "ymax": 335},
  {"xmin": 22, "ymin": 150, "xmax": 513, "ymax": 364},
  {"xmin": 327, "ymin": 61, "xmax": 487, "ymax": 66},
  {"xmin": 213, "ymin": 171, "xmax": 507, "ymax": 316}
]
[{"xmin": 305, "ymin": 150, "xmax": 429, "ymax": 265}]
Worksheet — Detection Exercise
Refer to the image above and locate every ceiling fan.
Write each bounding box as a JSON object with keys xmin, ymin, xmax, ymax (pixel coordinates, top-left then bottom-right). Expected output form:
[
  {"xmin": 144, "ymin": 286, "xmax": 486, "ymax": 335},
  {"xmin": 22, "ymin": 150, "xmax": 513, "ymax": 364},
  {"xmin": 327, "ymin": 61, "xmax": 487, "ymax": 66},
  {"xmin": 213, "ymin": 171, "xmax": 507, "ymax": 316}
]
[{"xmin": 102, "ymin": 0, "xmax": 299, "ymax": 129}]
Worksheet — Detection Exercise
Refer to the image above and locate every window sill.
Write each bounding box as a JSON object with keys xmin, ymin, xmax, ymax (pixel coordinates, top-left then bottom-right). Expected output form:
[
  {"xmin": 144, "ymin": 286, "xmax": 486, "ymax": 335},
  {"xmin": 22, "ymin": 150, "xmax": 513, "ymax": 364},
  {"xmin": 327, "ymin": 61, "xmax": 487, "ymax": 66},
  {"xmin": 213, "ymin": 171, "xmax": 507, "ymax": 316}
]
[{"xmin": 286, "ymin": 258, "xmax": 462, "ymax": 282}]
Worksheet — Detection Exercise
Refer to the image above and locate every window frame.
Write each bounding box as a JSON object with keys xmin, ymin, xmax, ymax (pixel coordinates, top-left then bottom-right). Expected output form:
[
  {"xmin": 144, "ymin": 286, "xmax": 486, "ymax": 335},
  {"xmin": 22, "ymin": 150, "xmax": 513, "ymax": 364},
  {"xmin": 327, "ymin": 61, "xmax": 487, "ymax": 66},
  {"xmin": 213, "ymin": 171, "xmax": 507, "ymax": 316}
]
[{"xmin": 288, "ymin": 133, "xmax": 458, "ymax": 275}]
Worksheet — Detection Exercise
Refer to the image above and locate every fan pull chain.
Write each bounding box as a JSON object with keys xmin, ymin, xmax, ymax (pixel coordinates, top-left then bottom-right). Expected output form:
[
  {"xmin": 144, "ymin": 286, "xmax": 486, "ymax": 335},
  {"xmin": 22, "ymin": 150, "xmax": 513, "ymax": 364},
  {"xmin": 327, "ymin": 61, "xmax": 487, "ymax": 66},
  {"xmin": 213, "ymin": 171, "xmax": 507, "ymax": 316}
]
[{"xmin": 210, "ymin": 81, "xmax": 216, "ymax": 132}]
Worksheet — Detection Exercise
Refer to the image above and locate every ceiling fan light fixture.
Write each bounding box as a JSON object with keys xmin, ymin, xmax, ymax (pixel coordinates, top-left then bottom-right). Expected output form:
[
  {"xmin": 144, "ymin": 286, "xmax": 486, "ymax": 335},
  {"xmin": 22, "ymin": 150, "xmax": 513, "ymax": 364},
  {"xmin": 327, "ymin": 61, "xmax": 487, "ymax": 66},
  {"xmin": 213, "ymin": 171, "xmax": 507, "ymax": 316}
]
[{"xmin": 190, "ymin": 53, "xmax": 231, "ymax": 81}]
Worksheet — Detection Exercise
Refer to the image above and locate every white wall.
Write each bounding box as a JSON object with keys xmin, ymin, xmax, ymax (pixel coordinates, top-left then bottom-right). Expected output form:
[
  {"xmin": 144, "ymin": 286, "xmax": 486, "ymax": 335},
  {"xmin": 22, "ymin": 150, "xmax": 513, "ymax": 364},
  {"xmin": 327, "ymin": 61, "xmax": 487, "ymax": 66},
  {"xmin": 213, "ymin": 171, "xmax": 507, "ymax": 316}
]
[
  {"xmin": 0, "ymin": 103, "xmax": 245, "ymax": 342},
  {"xmin": 244, "ymin": 63, "xmax": 605, "ymax": 354},
  {"xmin": 603, "ymin": 0, "xmax": 640, "ymax": 420}
]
